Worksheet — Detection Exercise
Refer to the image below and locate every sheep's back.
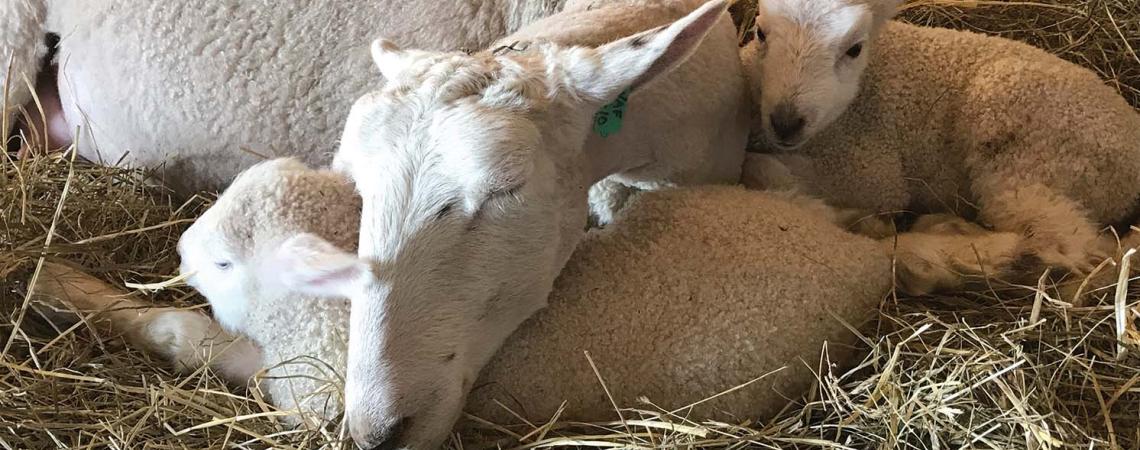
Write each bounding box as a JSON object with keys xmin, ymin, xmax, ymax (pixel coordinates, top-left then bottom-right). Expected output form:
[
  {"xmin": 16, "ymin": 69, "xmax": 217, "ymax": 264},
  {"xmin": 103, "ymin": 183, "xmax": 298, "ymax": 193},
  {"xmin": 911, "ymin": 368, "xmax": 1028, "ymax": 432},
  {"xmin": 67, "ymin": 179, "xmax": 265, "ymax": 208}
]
[
  {"xmin": 44, "ymin": 0, "xmax": 555, "ymax": 195},
  {"xmin": 470, "ymin": 185, "xmax": 891, "ymax": 423}
]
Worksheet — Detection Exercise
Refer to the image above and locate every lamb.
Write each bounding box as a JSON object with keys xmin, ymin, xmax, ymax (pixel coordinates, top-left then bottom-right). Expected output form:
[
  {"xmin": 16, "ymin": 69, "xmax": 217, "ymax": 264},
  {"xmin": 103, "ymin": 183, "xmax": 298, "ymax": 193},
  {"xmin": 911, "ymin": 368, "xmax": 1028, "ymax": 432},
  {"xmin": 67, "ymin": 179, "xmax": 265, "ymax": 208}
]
[
  {"xmin": 738, "ymin": 0, "xmax": 1140, "ymax": 294},
  {"xmin": 33, "ymin": 157, "xmax": 892, "ymax": 441},
  {"xmin": 2, "ymin": 0, "xmax": 747, "ymax": 211}
]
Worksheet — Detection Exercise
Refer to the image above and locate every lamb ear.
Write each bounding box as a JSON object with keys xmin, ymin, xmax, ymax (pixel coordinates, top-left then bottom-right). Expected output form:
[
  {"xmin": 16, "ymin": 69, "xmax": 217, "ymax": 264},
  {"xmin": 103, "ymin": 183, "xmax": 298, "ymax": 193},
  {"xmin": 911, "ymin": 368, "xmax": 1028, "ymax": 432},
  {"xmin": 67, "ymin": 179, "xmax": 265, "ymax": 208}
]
[
  {"xmin": 565, "ymin": 0, "xmax": 729, "ymax": 103},
  {"xmin": 266, "ymin": 233, "xmax": 369, "ymax": 298},
  {"xmin": 371, "ymin": 38, "xmax": 412, "ymax": 81}
]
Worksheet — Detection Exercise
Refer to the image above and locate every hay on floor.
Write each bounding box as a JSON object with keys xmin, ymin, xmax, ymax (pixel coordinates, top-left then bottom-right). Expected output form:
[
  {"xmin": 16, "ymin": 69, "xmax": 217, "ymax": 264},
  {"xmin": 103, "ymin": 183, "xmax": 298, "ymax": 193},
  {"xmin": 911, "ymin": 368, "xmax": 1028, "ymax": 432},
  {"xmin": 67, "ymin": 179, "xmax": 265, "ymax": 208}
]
[{"xmin": 3, "ymin": 0, "xmax": 1140, "ymax": 448}]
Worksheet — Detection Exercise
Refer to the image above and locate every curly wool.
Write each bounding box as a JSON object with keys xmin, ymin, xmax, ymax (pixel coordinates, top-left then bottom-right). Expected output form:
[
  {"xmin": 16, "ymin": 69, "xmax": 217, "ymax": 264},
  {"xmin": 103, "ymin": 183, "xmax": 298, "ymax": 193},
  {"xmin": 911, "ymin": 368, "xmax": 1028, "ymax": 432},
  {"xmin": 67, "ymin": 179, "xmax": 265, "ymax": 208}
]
[
  {"xmin": 744, "ymin": 21, "xmax": 1140, "ymax": 223},
  {"xmin": 3, "ymin": 0, "xmax": 565, "ymax": 194},
  {"xmin": 470, "ymin": 185, "xmax": 891, "ymax": 422}
]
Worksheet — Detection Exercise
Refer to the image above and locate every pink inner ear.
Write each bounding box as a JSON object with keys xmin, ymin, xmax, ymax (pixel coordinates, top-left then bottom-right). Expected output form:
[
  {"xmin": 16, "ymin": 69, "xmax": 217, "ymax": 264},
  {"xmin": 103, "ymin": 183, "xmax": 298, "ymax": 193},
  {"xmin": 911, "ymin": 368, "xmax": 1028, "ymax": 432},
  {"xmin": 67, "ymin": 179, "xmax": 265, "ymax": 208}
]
[
  {"xmin": 300, "ymin": 264, "xmax": 362, "ymax": 289},
  {"xmin": 269, "ymin": 233, "xmax": 365, "ymax": 296}
]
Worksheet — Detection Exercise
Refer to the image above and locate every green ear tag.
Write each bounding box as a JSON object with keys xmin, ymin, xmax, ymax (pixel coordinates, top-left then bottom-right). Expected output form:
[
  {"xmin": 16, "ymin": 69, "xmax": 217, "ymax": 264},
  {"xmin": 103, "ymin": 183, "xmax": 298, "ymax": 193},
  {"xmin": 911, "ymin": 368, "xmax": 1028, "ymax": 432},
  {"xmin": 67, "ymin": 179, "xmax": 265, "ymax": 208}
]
[{"xmin": 593, "ymin": 88, "xmax": 630, "ymax": 138}]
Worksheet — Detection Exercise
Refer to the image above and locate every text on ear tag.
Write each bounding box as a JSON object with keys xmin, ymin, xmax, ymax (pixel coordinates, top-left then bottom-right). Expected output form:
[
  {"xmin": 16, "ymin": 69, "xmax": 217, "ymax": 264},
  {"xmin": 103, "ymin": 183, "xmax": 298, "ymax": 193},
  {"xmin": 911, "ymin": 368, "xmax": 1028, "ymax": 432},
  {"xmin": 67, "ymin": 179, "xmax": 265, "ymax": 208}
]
[{"xmin": 593, "ymin": 88, "xmax": 631, "ymax": 138}]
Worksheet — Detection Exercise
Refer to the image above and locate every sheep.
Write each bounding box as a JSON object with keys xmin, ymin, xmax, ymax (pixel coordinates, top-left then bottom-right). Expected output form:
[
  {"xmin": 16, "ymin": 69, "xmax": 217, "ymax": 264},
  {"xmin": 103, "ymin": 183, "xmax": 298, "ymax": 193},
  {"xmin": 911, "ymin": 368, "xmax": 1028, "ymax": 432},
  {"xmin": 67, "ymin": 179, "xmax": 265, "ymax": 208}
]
[
  {"xmin": 2, "ymin": 0, "xmax": 746, "ymax": 207},
  {"xmin": 23, "ymin": 2, "xmax": 747, "ymax": 446},
  {"xmin": 33, "ymin": 157, "xmax": 892, "ymax": 442},
  {"xmin": 501, "ymin": 0, "xmax": 749, "ymax": 224},
  {"xmin": 280, "ymin": 2, "xmax": 753, "ymax": 446},
  {"xmin": 738, "ymin": 0, "xmax": 1140, "ymax": 294},
  {"xmin": 3, "ymin": 0, "xmax": 558, "ymax": 193}
]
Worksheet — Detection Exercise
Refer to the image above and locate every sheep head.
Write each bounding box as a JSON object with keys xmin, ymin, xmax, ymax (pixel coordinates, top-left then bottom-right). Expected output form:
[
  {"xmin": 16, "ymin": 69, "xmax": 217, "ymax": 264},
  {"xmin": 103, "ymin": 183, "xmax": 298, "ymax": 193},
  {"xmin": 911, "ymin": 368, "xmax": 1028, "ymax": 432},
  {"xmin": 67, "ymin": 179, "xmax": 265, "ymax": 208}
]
[
  {"xmin": 746, "ymin": 0, "xmax": 902, "ymax": 149},
  {"xmin": 177, "ymin": 158, "xmax": 360, "ymax": 332}
]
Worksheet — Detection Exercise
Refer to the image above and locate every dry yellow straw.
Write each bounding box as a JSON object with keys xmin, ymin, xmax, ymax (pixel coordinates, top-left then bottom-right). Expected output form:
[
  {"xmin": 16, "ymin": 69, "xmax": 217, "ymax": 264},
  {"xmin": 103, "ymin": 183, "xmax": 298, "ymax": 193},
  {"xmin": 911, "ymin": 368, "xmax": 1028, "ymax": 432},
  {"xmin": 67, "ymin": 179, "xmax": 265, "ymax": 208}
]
[
  {"xmin": 125, "ymin": 271, "xmax": 195, "ymax": 293},
  {"xmin": 1115, "ymin": 248, "xmax": 1136, "ymax": 360}
]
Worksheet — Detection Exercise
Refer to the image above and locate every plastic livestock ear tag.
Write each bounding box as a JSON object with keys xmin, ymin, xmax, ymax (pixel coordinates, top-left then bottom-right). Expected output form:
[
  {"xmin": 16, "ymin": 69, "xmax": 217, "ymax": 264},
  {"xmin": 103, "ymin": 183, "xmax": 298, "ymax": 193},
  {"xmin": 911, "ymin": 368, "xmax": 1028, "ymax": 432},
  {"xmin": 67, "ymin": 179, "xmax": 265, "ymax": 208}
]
[{"xmin": 593, "ymin": 88, "xmax": 631, "ymax": 138}]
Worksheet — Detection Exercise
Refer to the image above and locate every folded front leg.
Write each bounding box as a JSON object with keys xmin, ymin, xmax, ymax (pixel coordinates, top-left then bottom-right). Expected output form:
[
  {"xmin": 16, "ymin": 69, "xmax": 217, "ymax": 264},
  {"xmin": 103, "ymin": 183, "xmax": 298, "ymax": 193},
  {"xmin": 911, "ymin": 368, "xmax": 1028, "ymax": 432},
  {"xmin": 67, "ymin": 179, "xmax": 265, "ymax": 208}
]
[{"xmin": 31, "ymin": 261, "xmax": 263, "ymax": 383}]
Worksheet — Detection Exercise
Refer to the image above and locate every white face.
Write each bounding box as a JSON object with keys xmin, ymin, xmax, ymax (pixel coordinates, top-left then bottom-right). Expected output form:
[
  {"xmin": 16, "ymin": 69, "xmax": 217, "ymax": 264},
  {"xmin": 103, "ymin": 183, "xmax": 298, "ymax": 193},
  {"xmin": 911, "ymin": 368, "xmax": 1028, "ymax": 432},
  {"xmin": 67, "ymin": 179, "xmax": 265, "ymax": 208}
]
[
  {"xmin": 751, "ymin": 0, "xmax": 885, "ymax": 149},
  {"xmin": 178, "ymin": 215, "xmax": 251, "ymax": 332},
  {"xmin": 270, "ymin": 2, "xmax": 731, "ymax": 448},
  {"xmin": 177, "ymin": 159, "xmax": 360, "ymax": 333},
  {"xmin": 338, "ymin": 53, "xmax": 571, "ymax": 449}
]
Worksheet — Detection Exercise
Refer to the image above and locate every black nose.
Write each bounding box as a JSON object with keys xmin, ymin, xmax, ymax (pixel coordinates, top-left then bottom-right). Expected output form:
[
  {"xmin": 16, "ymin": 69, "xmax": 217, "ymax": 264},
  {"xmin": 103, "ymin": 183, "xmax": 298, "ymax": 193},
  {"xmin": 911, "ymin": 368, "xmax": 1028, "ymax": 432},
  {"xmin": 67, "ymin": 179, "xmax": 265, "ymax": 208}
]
[
  {"xmin": 769, "ymin": 103, "xmax": 806, "ymax": 142},
  {"xmin": 362, "ymin": 418, "xmax": 409, "ymax": 450}
]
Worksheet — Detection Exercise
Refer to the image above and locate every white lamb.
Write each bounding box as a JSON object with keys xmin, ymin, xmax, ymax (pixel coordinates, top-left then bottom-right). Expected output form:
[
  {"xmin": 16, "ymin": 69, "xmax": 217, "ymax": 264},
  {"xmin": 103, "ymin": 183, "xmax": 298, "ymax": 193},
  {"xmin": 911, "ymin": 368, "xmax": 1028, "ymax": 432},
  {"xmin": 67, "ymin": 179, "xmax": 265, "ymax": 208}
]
[
  {"xmin": 2, "ymin": 0, "xmax": 747, "ymax": 215},
  {"xmin": 34, "ymin": 157, "xmax": 891, "ymax": 441},
  {"xmin": 738, "ymin": 0, "xmax": 1140, "ymax": 294}
]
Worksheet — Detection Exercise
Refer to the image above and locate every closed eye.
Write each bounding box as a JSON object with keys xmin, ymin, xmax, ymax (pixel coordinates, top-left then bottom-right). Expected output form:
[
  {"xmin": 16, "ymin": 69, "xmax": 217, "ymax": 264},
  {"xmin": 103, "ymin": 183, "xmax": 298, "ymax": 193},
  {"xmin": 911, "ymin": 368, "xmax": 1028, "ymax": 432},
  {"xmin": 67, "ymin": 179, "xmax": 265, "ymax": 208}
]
[
  {"xmin": 467, "ymin": 184, "xmax": 524, "ymax": 231},
  {"xmin": 486, "ymin": 184, "xmax": 523, "ymax": 204}
]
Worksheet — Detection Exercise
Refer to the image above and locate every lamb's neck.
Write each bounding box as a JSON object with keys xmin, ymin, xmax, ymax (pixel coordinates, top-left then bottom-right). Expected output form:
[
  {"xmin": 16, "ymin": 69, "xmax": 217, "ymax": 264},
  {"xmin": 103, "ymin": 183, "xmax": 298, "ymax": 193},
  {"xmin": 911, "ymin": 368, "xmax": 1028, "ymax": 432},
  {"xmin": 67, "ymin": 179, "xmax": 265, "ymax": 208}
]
[{"xmin": 586, "ymin": 143, "xmax": 655, "ymax": 185}]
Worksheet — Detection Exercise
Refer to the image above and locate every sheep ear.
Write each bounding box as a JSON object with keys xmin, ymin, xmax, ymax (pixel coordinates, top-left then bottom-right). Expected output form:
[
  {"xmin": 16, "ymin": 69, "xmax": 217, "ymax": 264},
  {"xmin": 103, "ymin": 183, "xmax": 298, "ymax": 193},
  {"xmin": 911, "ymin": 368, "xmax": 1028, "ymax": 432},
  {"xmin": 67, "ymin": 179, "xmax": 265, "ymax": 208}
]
[
  {"xmin": 371, "ymin": 38, "xmax": 411, "ymax": 81},
  {"xmin": 565, "ymin": 0, "xmax": 728, "ymax": 103},
  {"xmin": 267, "ymin": 233, "xmax": 368, "ymax": 298}
]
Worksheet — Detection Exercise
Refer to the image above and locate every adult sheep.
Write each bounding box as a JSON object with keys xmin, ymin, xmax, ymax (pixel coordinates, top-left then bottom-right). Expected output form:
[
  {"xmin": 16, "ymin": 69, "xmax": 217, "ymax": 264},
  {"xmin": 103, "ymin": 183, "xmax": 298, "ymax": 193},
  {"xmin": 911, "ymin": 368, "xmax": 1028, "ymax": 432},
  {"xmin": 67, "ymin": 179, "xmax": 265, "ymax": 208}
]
[
  {"xmin": 5, "ymin": 0, "xmax": 538, "ymax": 166},
  {"xmin": 2, "ymin": 0, "xmax": 748, "ymax": 215},
  {"xmin": 738, "ymin": 0, "xmax": 1140, "ymax": 294},
  {"xmin": 34, "ymin": 158, "xmax": 891, "ymax": 445}
]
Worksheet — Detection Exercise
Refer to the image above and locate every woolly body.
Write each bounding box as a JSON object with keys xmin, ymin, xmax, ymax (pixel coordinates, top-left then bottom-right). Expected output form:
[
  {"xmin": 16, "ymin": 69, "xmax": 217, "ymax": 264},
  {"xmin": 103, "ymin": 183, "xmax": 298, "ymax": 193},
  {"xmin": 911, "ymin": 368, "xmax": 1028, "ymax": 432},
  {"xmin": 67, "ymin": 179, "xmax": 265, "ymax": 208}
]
[
  {"xmin": 4, "ymin": 0, "xmax": 562, "ymax": 193},
  {"xmin": 742, "ymin": 18, "xmax": 1140, "ymax": 288}
]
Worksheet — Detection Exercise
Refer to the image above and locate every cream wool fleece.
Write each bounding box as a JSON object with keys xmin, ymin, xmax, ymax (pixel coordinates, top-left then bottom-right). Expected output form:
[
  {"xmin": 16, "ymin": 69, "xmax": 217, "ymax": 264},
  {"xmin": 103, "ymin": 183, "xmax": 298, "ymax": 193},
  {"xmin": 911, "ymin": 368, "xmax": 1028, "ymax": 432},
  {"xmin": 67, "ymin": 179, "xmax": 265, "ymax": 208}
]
[
  {"xmin": 0, "ymin": 0, "xmax": 45, "ymax": 126},
  {"xmin": 4, "ymin": 0, "xmax": 567, "ymax": 194},
  {"xmin": 469, "ymin": 185, "xmax": 891, "ymax": 422},
  {"xmin": 5, "ymin": 0, "xmax": 747, "ymax": 199},
  {"xmin": 742, "ymin": 20, "xmax": 1140, "ymax": 283},
  {"xmin": 745, "ymin": 21, "xmax": 1140, "ymax": 221}
]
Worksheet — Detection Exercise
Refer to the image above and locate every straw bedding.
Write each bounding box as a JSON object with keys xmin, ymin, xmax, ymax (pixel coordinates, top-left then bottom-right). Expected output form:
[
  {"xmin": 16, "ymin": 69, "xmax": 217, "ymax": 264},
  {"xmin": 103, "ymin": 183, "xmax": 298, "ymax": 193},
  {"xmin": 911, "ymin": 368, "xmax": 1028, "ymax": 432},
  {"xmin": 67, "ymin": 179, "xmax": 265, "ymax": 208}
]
[{"xmin": 3, "ymin": 1, "xmax": 1139, "ymax": 448}]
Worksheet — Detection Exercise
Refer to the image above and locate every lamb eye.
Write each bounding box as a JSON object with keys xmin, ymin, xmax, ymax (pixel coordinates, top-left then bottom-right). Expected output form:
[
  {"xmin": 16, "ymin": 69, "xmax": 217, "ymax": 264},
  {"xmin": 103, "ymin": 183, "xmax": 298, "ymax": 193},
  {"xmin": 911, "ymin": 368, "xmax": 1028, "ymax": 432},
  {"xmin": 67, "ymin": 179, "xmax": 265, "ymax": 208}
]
[
  {"xmin": 846, "ymin": 42, "xmax": 863, "ymax": 58},
  {"xmin": 469, "ymin": 184, "xmax": 524, "ymax": 228},
  {"xmin": 756, "ymin": 27, "xmax": 767, "ymax": 43},
  {"xmin": 215, "ymin": 261, "xmax": 232, "ymax": 270},
  {"xmin": 483, "ymin": 184, "xmax": 523, "ymax": 206}
]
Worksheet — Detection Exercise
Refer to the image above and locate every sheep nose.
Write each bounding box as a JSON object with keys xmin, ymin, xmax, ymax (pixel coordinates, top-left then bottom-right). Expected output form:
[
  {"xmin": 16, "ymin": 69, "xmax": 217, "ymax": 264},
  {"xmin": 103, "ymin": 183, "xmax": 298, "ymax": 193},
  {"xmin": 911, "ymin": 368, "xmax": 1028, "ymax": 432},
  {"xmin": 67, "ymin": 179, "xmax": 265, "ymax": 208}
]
[
  {"xmin": 356, "ymin": 417, "xmax": 409, "ymax": 450},
  {"xmin": 769, "ymin": 103, "xmax": 806, "ymax": 143}
]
